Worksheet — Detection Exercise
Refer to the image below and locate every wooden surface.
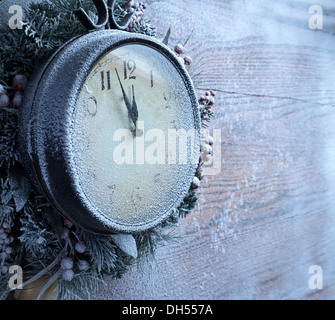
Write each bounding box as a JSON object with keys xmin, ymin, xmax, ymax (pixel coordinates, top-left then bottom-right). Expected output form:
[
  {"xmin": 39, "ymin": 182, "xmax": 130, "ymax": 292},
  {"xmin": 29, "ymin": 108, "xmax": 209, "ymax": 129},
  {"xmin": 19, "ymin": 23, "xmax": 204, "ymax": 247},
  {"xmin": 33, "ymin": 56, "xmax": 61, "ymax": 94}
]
[{"xmin": 93, "ymin": 0, "xmax": 335, "ymax": 300}]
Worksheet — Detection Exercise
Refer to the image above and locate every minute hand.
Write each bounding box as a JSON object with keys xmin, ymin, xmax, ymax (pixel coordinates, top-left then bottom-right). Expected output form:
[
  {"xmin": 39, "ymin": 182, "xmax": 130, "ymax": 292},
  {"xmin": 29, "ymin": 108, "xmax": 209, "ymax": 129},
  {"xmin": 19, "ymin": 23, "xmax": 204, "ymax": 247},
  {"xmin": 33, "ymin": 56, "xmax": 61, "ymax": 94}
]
[{"xmin": 115, "ymin": 68, "xmax": 132, "ymax": 116}]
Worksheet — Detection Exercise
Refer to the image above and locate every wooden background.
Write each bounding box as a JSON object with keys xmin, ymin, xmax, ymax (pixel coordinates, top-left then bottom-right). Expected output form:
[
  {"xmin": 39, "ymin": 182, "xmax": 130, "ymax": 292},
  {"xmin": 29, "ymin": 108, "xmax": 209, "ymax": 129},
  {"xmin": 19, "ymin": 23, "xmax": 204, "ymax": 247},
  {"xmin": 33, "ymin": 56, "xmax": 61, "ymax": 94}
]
[{"xmin": 94, "ymin": 0, "xmax": 335, "ymax": 300}]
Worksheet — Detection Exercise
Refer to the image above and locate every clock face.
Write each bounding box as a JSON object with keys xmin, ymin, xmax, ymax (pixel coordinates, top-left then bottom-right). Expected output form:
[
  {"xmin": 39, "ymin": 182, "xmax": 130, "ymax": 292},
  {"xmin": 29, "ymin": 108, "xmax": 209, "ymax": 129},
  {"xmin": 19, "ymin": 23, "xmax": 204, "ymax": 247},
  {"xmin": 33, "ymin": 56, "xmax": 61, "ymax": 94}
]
[{"xmin": 69, "ymin": 43, "xmax": 199, "ymax": 230}]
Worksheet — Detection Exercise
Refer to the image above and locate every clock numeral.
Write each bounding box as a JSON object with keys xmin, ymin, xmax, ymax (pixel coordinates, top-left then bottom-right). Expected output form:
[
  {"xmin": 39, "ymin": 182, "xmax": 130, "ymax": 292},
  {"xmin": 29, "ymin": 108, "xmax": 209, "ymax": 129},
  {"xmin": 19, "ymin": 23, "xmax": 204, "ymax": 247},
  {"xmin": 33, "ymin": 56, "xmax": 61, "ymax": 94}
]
[
  {"xmin": 108, "ymin": 185, "xmax": 116, "ymax": 205},
  {"xmin": 170, "ymin": 119, "xmax": 177, "ymax": 129},
  {"xmin": 154, "ymin": 173, "xmax": 161, "ymax": 183},
  {"xmin": 164, "ymin": 91, "xmax": 177, "ymax": 109},
  {"xmin": 100, "ymin": 60, "xmax": 136, "ymax": 92},
  {"xmin": 86, "ymin": 170, "xmax": 96, "ymax": 179},
  {"xmin": 83, "ymin": 95, "xmax": 98, "ymax": 116},
  {"xmin": 123, "ymin": 61, "xmax": 127, "ymax": 79},
  {"xmin": 83, "ymin": 85, "xmax": 98, "ymax": 116},
  {"xmin": 101, "ymin": 71, "xmax": 105, "ymax": 90},
  {"xmin": 107, "ymin": 70, "xmax": 111, "ymax": 90},
  {"xmin": 131, "ymin": 187, "xmax": 142, "ymax": 206},
  {"xmin": 101, "ymin": 70, "xmax": 111, "ymax": 91},
  {"xmin": 164, "ymin": 91, "xmax": 177, "ymax": 102},
  {"xmin": 150, "ymin": 70, "xmax": 154, "ymax": 88},
  {"xmin": 108, "ymin": 185, "xmax": 116, "ymax": 192},
  {"xmin": 123, "ymin": 59, "xmax": 136, "ymax": 80}
]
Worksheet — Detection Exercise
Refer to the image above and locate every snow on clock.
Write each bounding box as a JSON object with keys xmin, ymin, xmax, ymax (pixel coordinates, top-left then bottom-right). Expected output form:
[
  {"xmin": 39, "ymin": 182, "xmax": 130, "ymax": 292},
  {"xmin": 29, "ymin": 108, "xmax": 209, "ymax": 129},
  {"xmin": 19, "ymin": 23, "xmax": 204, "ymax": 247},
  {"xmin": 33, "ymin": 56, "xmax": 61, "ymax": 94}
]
[{"xmin": 19, "ymin": 29, "xmax": 201, "ymax": 233}]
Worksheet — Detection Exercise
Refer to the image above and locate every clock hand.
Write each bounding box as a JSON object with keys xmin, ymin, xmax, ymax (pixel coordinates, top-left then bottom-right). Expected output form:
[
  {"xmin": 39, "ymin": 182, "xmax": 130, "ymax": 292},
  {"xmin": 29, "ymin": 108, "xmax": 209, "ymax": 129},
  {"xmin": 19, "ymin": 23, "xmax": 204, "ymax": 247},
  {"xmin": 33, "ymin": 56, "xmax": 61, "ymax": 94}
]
[
  {"xmin": 131, "ymin": 85, "xmax": 144, "ymax": 137},
  {"xmin": 115, "ymin": 68, "xmax": 133, "ymax": 121},
  {"xmin": 131, "ymin": 85, "xmax": 139, "ymax": 126}
]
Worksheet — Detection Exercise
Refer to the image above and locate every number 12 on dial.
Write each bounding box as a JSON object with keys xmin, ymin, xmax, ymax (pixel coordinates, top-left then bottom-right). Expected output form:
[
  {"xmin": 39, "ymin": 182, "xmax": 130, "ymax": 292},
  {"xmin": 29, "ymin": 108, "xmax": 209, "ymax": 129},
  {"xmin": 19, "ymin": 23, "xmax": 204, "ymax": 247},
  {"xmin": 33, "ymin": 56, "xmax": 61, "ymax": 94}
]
[{"xmin": 100, "ymin": 62, "xmax": 154, "ymax": 91}]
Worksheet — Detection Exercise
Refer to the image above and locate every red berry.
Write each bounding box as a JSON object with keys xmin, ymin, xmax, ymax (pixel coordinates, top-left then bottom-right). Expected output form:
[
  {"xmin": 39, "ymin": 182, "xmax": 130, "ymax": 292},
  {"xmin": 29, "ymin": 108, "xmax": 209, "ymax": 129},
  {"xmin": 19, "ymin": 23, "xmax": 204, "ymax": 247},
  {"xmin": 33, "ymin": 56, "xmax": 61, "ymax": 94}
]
[
  {"xmin": 191, "ymin": 176, "xmax": 200, "ymax": 189},
  {"xmin": 12, "ymin": 75, "xmax": 28, "ymax": 91},
  {"xmin": 1, "ymin": 266, "xmax": 8, "ymax": 274},
  {"xmin": 61, "ymin": 227, "xmax": 70, "ymax": 240},
  {"xmin": 205, "ymin": 91, "xmax": 210, "ymax": 96},
  {"xmin": 12, "ymin": 91, "xmax": 22, "ymax": 107},
  {"xmin": 210, "ymin": 90, "xmax": 216, "ymax": 96},
  {"xmin": 78, "ymin": 259, "xmax": 90, "ymax": 271},
  {"xmin": 203, "ymin": 153, "xmax": 211, "ymax": 162},
  {"xmin": 199, "ymin": 96, "xmax": 207, "ymax": 104},
  {"xmin": 174, "ymin": 43, "xmax": 184, "ymax": 54},
  {"xmin": 201, "ymin": 143, "xmax": 212, "ymax": 155},
  {"xmin": 62, "ymin": 269, "xmax": 74, "ymax": 281},
  {"xmin": 0, "ymin": 94, "xmax": 9, "ymax": 108},
  {"xmin": 75, "ymin": 241, "xmax": 86, "ymax": 253},
  {"xmin": 184, "ymin": 56, "xmax": 193, "ymax": 65},
  {"xmin": 63, "ymin": 219, "xmax": 73, "ymax": 228},
  {"xmin": 0, "ymin": 84, "xmax": 6, "ymax": 96},
  {"xmin": 61, "ymin": 257, "xmax": 74, "ymax": 270}
]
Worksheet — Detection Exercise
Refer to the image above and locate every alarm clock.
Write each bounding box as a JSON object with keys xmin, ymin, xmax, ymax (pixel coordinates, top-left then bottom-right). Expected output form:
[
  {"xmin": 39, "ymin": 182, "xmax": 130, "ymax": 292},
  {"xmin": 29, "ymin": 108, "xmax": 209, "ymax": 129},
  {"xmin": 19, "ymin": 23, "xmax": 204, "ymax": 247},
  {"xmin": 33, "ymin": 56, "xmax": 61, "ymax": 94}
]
[{"xmin": 19, "ymin": 30, "xmax": 201, "ymax": 234}]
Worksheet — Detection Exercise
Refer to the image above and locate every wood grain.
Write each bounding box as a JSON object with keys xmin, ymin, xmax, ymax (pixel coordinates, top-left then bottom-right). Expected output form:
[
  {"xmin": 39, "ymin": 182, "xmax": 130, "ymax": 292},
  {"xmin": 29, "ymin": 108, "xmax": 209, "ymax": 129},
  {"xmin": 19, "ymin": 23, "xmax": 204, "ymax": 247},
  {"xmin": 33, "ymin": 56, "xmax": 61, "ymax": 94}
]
[{"xmin": 94, "ymin": 0, "xmax": 335, "ymax": 300}]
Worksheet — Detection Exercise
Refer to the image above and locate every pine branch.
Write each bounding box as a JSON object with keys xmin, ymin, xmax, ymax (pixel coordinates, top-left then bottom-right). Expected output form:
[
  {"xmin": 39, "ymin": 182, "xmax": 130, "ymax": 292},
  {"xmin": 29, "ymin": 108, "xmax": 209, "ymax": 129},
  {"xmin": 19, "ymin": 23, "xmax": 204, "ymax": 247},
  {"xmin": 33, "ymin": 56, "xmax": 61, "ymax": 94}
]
[{"xmin": 0, "ymin": 110, "xmax": 18, "ymax": 169}]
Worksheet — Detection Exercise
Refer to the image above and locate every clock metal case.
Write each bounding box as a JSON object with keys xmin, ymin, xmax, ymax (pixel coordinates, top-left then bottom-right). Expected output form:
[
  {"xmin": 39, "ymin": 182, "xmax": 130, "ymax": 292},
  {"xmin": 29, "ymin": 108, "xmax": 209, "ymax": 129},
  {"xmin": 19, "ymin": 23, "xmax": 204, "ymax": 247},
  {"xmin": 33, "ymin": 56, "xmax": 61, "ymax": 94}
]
[{"xmin": 19, "ymin": 30, "xmax": 201, "ymax": 234}]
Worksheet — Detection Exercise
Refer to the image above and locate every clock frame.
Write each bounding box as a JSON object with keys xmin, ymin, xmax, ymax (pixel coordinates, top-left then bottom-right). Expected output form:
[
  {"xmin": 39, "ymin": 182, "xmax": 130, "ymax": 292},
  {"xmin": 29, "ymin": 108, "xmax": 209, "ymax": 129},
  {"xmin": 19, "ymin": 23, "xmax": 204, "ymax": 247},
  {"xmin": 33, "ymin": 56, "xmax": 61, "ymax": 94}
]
[{"xmin": 19, "ymin": 30, "xmax": 201, "ymax": 234}]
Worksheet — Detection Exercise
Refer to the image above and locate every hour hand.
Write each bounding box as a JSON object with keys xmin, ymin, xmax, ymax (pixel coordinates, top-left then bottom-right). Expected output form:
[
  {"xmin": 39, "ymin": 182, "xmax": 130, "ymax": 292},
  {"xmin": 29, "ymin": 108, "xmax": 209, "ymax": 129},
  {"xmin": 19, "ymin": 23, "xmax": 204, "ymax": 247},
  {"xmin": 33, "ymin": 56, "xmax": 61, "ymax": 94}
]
[
  {"xmin": 115, "ymin": 69, "xmax": 138, "ymax": 136},
  {"xmin": 131, "ymin": 85, "xmax": 144, "ymax": 137},
  {"xmin": 131, "ymin": 85, "xmax": 139, "ymax": 126}
]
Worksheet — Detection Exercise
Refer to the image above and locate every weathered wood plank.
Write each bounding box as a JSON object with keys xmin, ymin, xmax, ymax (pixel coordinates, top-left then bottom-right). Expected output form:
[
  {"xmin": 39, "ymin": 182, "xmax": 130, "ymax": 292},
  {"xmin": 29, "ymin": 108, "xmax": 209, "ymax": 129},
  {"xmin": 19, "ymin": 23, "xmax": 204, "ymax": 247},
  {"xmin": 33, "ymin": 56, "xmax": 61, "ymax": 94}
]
[{"xmin": 95, "ymin": 0, "xmax": 335, "ymax": 300}]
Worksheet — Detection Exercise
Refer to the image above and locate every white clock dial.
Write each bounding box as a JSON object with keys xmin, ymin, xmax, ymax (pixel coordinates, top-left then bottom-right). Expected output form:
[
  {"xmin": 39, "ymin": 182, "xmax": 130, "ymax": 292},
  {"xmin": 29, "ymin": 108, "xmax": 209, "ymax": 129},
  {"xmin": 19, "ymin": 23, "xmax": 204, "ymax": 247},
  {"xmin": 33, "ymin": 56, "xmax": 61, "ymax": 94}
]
[{"xmin": 70, "ymin": 43, "xmax": 199, "ymax": 229}]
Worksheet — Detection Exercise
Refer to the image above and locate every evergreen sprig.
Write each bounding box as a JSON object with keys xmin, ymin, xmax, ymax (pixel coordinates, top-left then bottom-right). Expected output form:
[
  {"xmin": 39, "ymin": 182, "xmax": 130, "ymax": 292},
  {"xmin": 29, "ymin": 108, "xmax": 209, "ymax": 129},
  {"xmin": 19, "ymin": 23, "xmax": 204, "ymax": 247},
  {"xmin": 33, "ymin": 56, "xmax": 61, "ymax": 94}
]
[{"xmin": 0, "ymin": 110, "xmax": 18, "ymax": 168}]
